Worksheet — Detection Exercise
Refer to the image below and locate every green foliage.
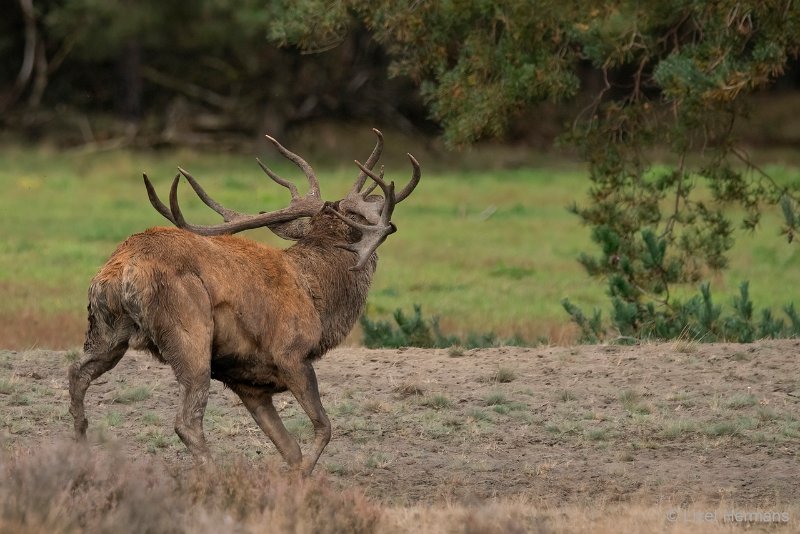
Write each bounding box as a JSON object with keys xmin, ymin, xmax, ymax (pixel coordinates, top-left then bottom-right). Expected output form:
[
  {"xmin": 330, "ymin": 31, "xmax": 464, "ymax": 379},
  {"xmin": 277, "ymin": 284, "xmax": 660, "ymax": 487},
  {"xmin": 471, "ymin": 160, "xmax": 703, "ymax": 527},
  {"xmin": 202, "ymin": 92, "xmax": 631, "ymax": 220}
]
[
  {"xmin": 561, "ymin": 299, "xmax": 603, "ymax": 344},
  {"xmin": 562, "ymin": 3, "xmax": 800, "ymax": 340},
  {"xmin": 781, "ymin": 194, "xmax": 800, "ymax": 243},
  {"xmin": 270, "ymin": 0, "xmax": 584, "ymax": 145},
  {"xmin": 274, "ymin": 1, "xmax": 800, "ymax": 343},
  {"xmin": 566, "ymin": 281, "xmax": 800, "ymax": 343},
  {"xmin": 360, "ymin": 305, "xmax": 528, "ymax": 349}
]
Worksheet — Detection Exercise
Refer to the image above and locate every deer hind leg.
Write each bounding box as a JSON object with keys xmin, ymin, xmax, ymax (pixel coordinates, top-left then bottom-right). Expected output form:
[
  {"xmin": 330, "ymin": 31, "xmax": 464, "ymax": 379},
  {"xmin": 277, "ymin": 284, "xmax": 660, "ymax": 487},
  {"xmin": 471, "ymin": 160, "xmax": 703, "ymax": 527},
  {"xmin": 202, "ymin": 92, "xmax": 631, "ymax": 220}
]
[
  {"xmin": 69, "ymin": 342, "xmax": 128, "ymax": 439},
  {"xmin": 172, "ymin": 364, "xmax": 212, "ymax": 466},
  {"xmin": 140, "ymin": 273, "xmax": 214, "ymax": 465},
  {"xmin": 158, "ymin": 329, "xmax": 212, "ymax": 465},
  {"xmin": 280, "ymin": 360, "xmax": 331, "ymax": 476},
  {"xmin": 231, "ymin": 384, "xmax": 302, "ymax": 468}
]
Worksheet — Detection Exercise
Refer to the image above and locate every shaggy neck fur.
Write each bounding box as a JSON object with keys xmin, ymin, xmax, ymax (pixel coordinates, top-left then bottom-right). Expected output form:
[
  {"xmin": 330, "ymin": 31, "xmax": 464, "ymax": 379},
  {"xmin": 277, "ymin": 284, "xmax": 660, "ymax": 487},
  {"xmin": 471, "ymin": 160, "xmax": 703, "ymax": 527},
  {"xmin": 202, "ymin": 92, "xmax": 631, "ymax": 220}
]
[{"xmin": 285, "ymin": 220, "xmax": 377, "ymax": 356}]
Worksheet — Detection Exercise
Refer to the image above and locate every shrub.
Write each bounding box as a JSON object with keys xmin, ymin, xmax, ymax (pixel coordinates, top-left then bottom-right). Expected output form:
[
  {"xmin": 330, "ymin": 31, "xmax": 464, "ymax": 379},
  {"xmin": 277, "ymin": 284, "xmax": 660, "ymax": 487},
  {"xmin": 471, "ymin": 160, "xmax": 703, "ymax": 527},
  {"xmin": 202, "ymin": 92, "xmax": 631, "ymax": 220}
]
[
  {"xmin": 565, "ymin": 281, "xmax": 800, "ymax": 343},
  {"xmin": 361, "ymin": 305, "xmax": 528, "ymax": 348}
]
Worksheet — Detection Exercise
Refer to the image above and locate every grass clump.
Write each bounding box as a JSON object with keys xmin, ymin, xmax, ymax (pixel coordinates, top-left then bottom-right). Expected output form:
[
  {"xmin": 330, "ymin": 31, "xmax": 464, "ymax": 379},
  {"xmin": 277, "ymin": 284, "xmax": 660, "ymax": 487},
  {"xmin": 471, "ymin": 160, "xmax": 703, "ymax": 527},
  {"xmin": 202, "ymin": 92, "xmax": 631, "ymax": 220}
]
[
  {"xmin": 285, "ymin": 417, "xmax": 313, "ymax": 442},
  {"xmin": 491, "ymin": 367, "xmax": 517, "ymax": 383},
  {"xmin": 365, "ymin": 453, "xmax": 392, "ymax": 469},
  {"xmin": 112, "ymin": 386, "xmax": 152, "ymax": 404},
  {"xmin": 104, "ymin": 411, "xmax": 123, "ymax": 427},
  {"xmin": 619, "ymin": 389, "xmax": 651, "ymax": 415},
  {"xmin": 704, "ymin": 421, "xmax": 741, "ymax": 437},
  {"xmin": 0, "ymin": 378, "xmax": 15, "ymax": 395},
  {"xmin": 393, "ymin": 382, "xmax": 424, "ymax": 399},
  {"xmin": 467, "ymin": 409, "xmax": 492, "ymax": 422},
  {"xmin": 724, "ymin": 393, "xmax": 758, "ymax": 409},
  {"xmin": 141, "ymin": 412, "xmax": 161, "ymax": 425},
  {"xmin": 421, "ymin": 394, "xmax": 453, "ymax": 410},
  {"xmin": 660, "ymin": 419, "xmax": 696, "ymax": 439},
  {"xmin": 8, "ymin": 393, "xmax": 31, "ymax": 406},
  {"xmin": 333, "ymin": 401, "xmax": 357, "ymax": 416},
  {"xmin": 447, "ymin": 345, "xmax": 465, "ymax": 357},
  {"xmin": 557, "ymin": 389, "xmax": 577, "ymax": 402},
  {"xmin": 490, "ymin": 398, "xmax": 526, "ymax": 415},
  {"xmin": 484, "ymin": 392, "xmax": 507, "ymax": 406},
  {"xmin": 585, "ymin": 428, "xmax": 610, "ymax": 441}
]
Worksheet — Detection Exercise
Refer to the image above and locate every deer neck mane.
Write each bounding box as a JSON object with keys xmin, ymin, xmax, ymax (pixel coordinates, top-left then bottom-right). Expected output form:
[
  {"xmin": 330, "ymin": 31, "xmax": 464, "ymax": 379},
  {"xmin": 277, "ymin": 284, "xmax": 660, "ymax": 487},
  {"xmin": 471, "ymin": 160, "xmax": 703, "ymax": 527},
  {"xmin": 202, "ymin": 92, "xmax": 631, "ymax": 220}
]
[{"xmin": 286, "ymin": 240, "xmax": 377, "ymax": 356}]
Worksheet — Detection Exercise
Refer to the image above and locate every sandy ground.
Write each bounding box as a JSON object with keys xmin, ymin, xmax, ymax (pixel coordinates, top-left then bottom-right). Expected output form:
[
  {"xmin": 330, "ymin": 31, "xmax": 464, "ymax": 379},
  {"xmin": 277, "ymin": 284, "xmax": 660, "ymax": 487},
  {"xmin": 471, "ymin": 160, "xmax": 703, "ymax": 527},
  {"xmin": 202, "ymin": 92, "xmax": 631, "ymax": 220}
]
[{"xmin": 1, "ymin": 340, "xmax": 798, "ymax": 509}]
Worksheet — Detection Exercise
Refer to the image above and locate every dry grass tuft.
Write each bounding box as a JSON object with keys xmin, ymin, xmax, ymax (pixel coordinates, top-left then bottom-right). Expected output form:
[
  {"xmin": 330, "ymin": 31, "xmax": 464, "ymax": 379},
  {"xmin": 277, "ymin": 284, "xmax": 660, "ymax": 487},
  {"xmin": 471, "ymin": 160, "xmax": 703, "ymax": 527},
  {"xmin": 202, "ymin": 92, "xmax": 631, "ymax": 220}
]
[
  {"xmin": 393, "ymin": 382, "xmax": 424, "ymax": 399},
  {"xmin": 0, "ymin": 441, "xmax": 380, "ymax": 534}
]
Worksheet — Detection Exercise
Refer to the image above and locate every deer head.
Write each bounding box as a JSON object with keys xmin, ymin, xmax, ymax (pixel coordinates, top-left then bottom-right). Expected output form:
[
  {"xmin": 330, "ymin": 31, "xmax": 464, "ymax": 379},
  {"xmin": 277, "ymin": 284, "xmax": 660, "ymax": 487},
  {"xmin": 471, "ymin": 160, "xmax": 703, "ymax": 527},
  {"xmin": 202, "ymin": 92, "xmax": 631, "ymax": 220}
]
[{"xmin": 142, "ymin": 129, "xmax": 420, "ymax": 270}]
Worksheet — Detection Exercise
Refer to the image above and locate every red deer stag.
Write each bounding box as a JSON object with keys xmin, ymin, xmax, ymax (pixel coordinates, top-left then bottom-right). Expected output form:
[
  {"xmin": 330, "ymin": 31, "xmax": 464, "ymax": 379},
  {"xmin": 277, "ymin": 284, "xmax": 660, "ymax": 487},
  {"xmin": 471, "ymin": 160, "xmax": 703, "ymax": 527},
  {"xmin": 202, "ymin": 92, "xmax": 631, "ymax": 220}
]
[{"xmin": 68, "ymin": 129, "xmax": 419, "ymax": 475}]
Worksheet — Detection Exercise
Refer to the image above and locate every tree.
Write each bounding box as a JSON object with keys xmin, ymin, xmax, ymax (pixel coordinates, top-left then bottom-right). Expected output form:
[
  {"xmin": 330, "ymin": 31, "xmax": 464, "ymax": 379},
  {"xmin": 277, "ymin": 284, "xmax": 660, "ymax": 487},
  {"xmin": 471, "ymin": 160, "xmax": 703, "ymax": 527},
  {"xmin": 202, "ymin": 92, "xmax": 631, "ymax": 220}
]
[
  {"xmin": 271, "ymin": 0, "xmax": 800, "ymax": 340},
  {"xmin": 0, "ymin": 0, "xmax": 428, "ymax": 144}
]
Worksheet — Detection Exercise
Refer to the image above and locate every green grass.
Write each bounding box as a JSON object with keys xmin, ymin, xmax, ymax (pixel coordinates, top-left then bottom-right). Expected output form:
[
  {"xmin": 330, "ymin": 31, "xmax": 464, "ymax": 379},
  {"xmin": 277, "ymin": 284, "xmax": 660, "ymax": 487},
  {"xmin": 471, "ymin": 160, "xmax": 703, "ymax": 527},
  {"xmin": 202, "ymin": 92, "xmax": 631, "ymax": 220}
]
[
  {"xmin": 659, "ymin": 419, "xmax": 697, "ymax": 439},
  {"xmin": 619, "ymin": 390, "xmax": 651, "ymax": 415},
  {"xmin": 103, "ymin": 411, "xmax": 124, "ymax": 427},
  {"xmin": 1, "ymin": 144, "xmax": 798, "ymax": 347},
  {"xmin": 491, "ymin": 367, "xmax": 517, "ymax": 383},
  {"xmin": 704, "ymin": 421, "xmax": 741, "ymax": 437},
  {"xmin": 557, "ymin": 389, "xmax": 577, "ymax": 402},
  {"xmin": 0, "ymin": 379, "xmax": 14, "ymax": 395},
  {"xmin": 484, "ymin": 392, "xmax": 507, "ymax": 406},
  {"xmin": 112, "ymin": 386, "xmax": 152, "ymax": 404},
  {"xmin": 724, "ymin": 393, "xmax": 758, "ymax": 409},
  {"xmin": 421, "ymin": 394, "xmax": 453, "ymax": 410}
]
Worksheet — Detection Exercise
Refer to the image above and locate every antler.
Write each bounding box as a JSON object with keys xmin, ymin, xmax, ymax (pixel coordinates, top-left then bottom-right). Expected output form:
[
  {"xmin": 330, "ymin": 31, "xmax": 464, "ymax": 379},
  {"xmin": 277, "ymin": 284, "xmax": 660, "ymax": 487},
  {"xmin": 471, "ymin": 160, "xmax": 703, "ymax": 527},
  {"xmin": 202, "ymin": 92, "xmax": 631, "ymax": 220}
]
[
  {"xmin": 352, "ymin": 128, "xmax": 384, "ymax": 194},
  {"xmin": 143, "ymin": 129, "xmax": 421, "ymax": 270},
  {"xmin": 143, "ymin": 135, "xmax": 325, "ymax": 236},
  {"xmin": 339, "ymin": 128, "xmax": 420, "ymax": 226},
  {"xmin": 328, "ymin": 152, "xmax": 421, "ymax": 270}
]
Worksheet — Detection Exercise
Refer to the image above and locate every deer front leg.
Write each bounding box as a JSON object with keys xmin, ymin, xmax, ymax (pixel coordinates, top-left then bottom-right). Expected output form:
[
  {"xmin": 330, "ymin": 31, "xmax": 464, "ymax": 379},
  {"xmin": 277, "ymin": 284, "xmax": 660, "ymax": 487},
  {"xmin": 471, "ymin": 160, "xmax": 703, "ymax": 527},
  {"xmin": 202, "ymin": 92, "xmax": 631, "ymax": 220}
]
[
  {"xmin": 280, "ymin": 360, "xmax": 331, "ymax": 476},
  {"xmin": 231, "ymin": 384, "xmax": 302, "ymax": 469}
]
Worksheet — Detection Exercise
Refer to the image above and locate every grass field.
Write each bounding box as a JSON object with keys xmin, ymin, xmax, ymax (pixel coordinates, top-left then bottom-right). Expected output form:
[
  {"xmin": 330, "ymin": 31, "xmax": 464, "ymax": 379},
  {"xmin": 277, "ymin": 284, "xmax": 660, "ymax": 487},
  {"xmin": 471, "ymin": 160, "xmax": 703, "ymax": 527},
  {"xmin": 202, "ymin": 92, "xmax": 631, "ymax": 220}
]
[{"xmin": 0, "ymin": 139, "xmax": 798, "ymax": 348}]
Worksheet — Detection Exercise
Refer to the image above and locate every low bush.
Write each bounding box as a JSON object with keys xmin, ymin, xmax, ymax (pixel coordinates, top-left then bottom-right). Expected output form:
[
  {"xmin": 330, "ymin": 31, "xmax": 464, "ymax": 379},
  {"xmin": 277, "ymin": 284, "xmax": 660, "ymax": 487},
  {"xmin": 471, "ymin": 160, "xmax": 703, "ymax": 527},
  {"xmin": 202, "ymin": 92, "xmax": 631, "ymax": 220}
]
[
  {"xmin": 0, "ymin": 441, "xmax": 381, "ymax": 534},
  {"xmin": 360, "ymin": 305, "xmax": 528, "ymax": 349},
  {"xmin": 564, "ymin": 281, "xmax": 800, "ymax": 344}
]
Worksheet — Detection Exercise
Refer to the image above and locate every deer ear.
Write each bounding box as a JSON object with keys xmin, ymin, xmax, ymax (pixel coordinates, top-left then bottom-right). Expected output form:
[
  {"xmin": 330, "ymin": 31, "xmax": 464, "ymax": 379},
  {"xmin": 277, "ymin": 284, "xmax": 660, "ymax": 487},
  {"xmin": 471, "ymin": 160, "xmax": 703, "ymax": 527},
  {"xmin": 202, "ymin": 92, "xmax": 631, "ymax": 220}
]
[{"xmin": 267, "ymin": 219, "xmax": 311, "ymax": 241}]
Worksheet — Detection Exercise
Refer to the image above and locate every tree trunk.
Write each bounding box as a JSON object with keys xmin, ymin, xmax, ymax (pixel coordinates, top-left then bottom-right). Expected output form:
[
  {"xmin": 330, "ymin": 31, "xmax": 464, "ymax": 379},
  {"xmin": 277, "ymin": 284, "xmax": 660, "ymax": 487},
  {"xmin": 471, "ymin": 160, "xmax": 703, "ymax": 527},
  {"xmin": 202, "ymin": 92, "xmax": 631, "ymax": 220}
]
[{"xmin": 118, "ymin": 41, "xmax": 143, "ymax": 119}]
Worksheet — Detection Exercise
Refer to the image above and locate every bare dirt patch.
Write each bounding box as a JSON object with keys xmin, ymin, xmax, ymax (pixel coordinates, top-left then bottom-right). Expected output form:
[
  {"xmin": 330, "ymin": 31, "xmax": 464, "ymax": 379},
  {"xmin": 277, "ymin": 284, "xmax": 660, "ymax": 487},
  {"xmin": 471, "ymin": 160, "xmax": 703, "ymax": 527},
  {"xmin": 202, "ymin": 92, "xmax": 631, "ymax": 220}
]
[{"xmin": 1, "ymin": 340, "xmax": 799, "ymax": 528}]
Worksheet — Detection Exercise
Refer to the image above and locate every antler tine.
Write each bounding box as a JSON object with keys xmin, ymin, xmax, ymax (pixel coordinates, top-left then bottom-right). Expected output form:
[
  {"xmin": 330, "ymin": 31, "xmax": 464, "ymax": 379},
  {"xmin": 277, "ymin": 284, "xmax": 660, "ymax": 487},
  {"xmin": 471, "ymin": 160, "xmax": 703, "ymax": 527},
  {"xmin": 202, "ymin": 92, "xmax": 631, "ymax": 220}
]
[
  {"xmin": 353, "ymin": 128, "xmax": 384, "ymax": 193},
  {"xmin": 168, "ymin": 173, "xmax": 191, "ymax": 230},
  {"xmin": 325, "ymin": 201, "xmax": 397, "ymax": 271},
  {"xmin": 256, "ymin": 158, "xmax": 300, "ymax": 200},
  {"xmin": 395, "ymin": 153, "xmax": 421, "ymax": 203},
  {"xmin": 143, "ymin": 173, "xmax": 177, "ymax": 224},
  {"xmin": 265, "ymin": 135, "xmax": 320, "ymax": 199},
  {"xmin": 177, "ymin": 167, "xmax": 245, "ymax": 222},
  {"xmin": 360, "ymin": 166, "xmax": 383, "ymax": 198},
  {"xmin": 354, "ymin": 160, "xmax": 396, "ymax": 223}
]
